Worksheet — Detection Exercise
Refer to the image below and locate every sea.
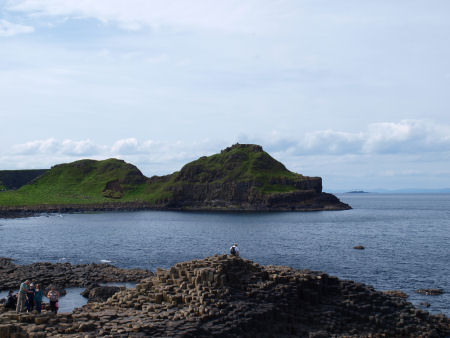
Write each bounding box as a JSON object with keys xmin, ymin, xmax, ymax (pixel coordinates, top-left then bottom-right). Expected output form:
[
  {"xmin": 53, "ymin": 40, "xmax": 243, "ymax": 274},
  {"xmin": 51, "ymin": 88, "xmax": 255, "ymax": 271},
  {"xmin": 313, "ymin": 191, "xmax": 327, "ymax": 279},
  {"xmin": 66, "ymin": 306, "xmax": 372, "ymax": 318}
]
[{"xmin": 0, "ymin": 193, "xmax": 449, "ymax": 315}]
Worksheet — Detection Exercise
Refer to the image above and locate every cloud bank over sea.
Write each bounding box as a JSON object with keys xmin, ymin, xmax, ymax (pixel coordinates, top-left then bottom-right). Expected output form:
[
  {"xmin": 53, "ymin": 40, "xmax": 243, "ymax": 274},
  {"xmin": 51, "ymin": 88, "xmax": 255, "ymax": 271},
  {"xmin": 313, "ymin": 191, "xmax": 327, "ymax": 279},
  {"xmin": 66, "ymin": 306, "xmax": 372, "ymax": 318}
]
[{"xmin": 3, "ymin": 120, "xmax": 450, "ymax": 191}]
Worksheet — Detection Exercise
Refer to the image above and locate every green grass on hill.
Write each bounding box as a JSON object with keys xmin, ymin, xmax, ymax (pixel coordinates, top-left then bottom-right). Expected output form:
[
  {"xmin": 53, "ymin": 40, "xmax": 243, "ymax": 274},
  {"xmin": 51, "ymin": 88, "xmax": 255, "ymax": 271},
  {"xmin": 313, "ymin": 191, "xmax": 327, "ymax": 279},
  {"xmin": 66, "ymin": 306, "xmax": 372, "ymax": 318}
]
[
  {"xmin": 0, "ymin": 159, "xmax": 150, "ymax": 206},
  {"xmin": 175, "ymin": 144, "xmax": 303, "ymax": 184},
  {"xmin": 0, "ymin": 144, "xmax": 312, "ymax": 207}
]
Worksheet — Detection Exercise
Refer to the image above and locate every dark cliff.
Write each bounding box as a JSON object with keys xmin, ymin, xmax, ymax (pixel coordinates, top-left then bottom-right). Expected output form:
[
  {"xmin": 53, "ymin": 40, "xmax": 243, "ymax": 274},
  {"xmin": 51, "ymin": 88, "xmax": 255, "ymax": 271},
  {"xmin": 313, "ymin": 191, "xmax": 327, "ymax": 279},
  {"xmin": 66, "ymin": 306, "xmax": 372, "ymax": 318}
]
[
  {"xmin": 150, "ymin": 144, "xmax": 350, "ymax": 211},
  {"xmin": 0, "ymin": 169, "xmax": 48, "ymax": 190}
]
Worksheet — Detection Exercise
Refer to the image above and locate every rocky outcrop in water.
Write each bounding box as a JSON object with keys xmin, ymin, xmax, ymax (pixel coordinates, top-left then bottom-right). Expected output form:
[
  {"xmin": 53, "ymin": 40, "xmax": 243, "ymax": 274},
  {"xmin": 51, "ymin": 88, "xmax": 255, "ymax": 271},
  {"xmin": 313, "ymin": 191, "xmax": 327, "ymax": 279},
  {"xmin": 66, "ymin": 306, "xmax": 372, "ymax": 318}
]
[
  {"xmin": 0, "ymin": 255, "xmax": 448, "ymax": 337},
  {"xmin": 0, "ymin": 258, "xmax": 153, "ymax": 291},
  {"xmin": 80, "ymin": 284, "xmax": 122, "ymax": 303}
]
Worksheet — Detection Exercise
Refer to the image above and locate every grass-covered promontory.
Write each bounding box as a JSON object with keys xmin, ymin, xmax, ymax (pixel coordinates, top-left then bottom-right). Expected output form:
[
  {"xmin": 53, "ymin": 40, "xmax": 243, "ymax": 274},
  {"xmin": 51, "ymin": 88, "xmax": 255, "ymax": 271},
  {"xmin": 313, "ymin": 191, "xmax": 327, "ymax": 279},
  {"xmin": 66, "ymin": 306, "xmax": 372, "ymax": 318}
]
[
  {"xmin": 0, "ymin": 144, "xmax": 350, "ymax": 212},
  {"xmin": 0, "ymin": 159, "xmax": 148, "ymax": 206}
]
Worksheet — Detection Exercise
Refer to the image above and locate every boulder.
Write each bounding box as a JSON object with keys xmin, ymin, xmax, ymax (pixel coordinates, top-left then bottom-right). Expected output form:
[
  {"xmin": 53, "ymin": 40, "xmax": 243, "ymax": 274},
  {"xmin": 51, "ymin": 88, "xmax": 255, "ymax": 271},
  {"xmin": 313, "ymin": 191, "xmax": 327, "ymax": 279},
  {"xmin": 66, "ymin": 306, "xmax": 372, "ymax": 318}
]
[
  {"xmin": 383, "ymin": 290, "xmax": 408, "ymax": 298},
  {"xmin": 81, "ymin": 285, "xmax": 121, "ymax": 302}
]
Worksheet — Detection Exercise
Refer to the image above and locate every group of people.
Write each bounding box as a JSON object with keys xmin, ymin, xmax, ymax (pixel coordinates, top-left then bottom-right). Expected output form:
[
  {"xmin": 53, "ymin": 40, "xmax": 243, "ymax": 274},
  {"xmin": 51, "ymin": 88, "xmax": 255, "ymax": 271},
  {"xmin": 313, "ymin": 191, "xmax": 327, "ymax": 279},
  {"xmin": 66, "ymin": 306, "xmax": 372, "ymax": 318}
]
[
  {"xmin": 6, "ymin": 280, "xmax": 60, "ymax": 314},
  {"xmin": 5, "ymin": 246, "xmax": 240, "ymax": 314}
]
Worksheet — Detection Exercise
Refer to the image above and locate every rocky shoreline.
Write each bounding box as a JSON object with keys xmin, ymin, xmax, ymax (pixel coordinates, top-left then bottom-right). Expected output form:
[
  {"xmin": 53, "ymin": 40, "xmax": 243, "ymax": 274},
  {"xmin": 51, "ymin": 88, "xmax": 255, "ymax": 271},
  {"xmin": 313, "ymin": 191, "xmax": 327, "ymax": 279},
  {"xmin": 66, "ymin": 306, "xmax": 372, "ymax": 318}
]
[
  {"xmin": 0, "ymin": 255, "xmax": 449, "ymax": 337},
  {"xmin": 0, "ymin": 257, "xmax": 153, "ymax": 291},
  {"xmin": 0, "ymin": 197, "xmax": 350, "ymax": 219}
]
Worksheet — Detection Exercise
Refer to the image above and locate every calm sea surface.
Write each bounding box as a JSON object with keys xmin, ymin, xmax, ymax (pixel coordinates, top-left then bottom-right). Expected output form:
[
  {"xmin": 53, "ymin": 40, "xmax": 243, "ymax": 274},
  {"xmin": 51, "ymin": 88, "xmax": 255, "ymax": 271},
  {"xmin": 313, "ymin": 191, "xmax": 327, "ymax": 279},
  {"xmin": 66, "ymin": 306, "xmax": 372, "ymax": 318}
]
[{"xmin": 0, "ymin": 193, "xmax": 449, "ymax": 315}]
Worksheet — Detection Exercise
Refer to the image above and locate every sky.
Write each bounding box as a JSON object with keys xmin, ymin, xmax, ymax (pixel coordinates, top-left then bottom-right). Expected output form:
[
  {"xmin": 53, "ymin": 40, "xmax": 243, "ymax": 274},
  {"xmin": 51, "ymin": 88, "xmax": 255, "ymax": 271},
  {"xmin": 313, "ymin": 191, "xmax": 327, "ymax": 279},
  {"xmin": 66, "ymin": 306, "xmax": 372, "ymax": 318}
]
[{"xmin": 1, "ymin": 0, "xmax": 449, "ymax": 191}]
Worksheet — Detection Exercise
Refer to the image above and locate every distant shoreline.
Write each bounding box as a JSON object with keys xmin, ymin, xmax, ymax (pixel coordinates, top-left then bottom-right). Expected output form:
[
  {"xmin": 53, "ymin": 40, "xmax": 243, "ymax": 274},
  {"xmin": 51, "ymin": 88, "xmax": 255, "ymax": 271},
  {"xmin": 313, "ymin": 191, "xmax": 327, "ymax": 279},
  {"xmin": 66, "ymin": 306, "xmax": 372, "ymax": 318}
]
[
  {"xmin": 0, "ymin": 201, "xmax": 351, "ymax": 219},
  {"xmin": 346, "ymin": 190, "xmax": 369, "ymax": 194},
  {"xmin": 335, "ymin": 191, "xmax": 450, "ymax": 194}
]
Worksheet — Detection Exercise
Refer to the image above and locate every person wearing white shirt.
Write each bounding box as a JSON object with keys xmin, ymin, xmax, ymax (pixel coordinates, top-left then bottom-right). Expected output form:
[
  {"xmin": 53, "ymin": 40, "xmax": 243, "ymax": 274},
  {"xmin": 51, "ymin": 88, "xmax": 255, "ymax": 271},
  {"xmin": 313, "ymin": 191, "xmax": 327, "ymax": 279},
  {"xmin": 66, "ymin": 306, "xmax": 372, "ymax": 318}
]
[{"xmin": 230, "ymin": 243, "xmax": 240, "ymax": 256}]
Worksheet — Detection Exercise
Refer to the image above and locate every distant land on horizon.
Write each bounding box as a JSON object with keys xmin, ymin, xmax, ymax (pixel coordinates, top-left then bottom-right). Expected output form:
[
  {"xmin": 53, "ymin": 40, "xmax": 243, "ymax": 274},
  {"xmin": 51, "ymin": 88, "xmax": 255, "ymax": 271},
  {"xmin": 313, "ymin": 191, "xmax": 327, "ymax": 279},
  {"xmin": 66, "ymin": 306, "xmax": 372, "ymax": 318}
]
[
  {"xmin": 345, "ymin": 190, "xmax": 369, "ymax": 194},
  {"xmin": 331, "ymin": 188, "xmax": 450, "ymax": 194},
  {"xmin": 0, "ymin": 144, "xmax": 350, "ymax": 216}
]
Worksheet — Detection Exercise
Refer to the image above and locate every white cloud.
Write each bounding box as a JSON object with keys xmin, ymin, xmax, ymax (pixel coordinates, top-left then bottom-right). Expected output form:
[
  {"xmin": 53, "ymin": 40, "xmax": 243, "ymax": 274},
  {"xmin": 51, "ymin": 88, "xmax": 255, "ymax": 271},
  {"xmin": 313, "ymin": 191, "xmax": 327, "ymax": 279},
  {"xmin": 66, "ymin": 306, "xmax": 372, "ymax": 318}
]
[
  {"xmin": 111, "ymin": 138, "xmax": 140, "ymax": 154},
  {"xmin": 12, "ymin": 138, "xmax": 59, "ymax": 154},
  {"xmin": 0, "ymin": 19, "xmax": 34, "ymax": 37},
  {"xmin": 8, "ymin": 137, "xmax": 224, "ymax": 172},
  {"xmin": 9, "ymin": 120, "xmax": 450, "ymax": 162},
  {"xmin": 6, "ymin": 0, "xmax": 289, "ymax": 33},
  {"xmin": 12, "ymin": 138, "xmax": 102, "ymax": 156},
  {"xmin": 4, "ymin": 120, "xmax": 450, "ymax": 189},
  {"xmin": 246, "ymin": 120, "xmax": 450, "ymax": 156},
  {"xmin": 60, "ymin": 139, "xmax": 104, "ymax": 156}
]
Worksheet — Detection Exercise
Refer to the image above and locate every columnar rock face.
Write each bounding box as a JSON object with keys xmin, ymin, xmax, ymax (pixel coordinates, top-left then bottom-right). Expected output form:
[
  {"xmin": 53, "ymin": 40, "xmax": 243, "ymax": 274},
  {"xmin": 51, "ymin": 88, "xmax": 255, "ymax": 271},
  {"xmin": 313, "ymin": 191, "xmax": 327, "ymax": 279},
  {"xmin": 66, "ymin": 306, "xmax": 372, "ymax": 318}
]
[
  {"xmin": 1, "ymin": 255, "xmax": 448, "ymax": 337},
  {"xmin": 156, "ymin": 144, "xmax": 350, "ymax": 211}
]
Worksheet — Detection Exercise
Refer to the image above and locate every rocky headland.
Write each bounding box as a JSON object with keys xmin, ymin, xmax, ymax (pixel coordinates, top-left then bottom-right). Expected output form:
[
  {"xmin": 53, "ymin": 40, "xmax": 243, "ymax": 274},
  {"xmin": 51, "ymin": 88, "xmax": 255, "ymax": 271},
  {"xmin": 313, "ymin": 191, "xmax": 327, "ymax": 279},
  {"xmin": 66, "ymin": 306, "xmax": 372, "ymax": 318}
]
[
  {"xmin": 0, "ymin": 255, "xmax": 448, "ymax": 337},
  {"xmin": 0, "ymin": 144, "xmax": 350, "ymax": 218}
]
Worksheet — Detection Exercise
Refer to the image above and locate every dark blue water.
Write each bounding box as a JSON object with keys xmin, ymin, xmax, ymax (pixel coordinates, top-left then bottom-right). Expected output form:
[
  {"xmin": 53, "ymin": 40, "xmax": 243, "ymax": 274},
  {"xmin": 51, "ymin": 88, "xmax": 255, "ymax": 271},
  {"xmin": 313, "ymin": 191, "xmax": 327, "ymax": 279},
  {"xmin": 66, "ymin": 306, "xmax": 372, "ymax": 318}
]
[{"xmin": 0, "ymin": 194, "xmax": 449, "ymax": 315}]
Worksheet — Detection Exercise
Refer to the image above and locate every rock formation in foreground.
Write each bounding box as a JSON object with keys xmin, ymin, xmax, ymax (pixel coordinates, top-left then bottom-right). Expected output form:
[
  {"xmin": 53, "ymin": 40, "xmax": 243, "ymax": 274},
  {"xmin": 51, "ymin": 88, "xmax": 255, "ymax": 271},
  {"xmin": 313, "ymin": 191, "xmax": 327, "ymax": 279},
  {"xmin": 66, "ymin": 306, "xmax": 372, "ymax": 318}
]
[{"xmin": 1, "ymin": 255, "xmax": 448, "ymax": 337}]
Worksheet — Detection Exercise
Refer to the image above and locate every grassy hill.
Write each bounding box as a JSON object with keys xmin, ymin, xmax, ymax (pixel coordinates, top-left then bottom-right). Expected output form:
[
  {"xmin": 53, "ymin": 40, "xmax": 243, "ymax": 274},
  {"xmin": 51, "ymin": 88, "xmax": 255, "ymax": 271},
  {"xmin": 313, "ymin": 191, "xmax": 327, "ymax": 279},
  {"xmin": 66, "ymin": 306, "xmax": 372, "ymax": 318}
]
[
  {"xmin": 0, "ymin": 159, "xmax": 148, "ymax": 206},
  {"xmin": 176, "ymin": 144, "xmax": 303, "ymax": 190},
  {"xmin": 140, "ymin": 144, "xmax": 324, "ymax": 208},
  {"xmin": 0, "ymin": 144, "xmax": 349, "ymax": 211}
]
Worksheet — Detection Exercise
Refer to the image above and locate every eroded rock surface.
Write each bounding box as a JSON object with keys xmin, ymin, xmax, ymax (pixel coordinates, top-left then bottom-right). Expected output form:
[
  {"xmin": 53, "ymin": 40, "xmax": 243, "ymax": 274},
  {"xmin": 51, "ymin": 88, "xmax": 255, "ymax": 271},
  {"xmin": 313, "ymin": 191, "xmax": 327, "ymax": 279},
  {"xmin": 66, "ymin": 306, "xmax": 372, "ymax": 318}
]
[
  {"xmin": 1, "ymin": 255, "xmax": 449, "ymax": 337},
  {"xmin": 0, "ymin": 258, "xmax": 153, "ymax": 291}
]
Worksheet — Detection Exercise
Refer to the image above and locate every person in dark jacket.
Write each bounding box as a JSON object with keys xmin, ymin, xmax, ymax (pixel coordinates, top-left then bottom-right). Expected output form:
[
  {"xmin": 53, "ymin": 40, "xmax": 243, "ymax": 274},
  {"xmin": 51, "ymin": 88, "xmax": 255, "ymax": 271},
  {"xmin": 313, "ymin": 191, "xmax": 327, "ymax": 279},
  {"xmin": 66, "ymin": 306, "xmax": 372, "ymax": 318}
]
[
  {"xmin": 26, "ymin": 283, "xmax": 35, "ymax": 312},
  {"xmin": 34, "ymin": 284, "xmax": 43, "ymax": 313},
  {"xmin": 5, "ymin": 290, "xmax": 17, "ymax": 310}
]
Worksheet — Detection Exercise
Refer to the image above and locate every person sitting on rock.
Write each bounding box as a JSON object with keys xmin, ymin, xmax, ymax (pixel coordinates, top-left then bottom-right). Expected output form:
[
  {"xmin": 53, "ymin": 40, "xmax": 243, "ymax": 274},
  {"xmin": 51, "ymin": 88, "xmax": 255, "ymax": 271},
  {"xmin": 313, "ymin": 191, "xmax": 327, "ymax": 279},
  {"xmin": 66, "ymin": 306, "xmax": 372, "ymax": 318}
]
[
  {"xmin": 47, "ymin": 286, "xmax": 60, "ymax": 314},
  {"xmin": 230, "ymin": 243, "xmax": 240, "ymax": 257},
  {"xmin": 5, "ymin": 290, "xmax": 17, "ymax": 310}
]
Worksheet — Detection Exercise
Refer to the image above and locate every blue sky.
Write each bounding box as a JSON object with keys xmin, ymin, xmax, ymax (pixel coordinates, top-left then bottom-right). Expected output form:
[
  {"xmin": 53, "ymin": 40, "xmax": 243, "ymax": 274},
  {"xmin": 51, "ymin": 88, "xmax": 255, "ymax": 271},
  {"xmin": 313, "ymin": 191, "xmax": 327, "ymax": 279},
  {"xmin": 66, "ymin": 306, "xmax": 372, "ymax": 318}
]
[{"xmin": 1, "ymin": 0, "xmax": 450, "ymax": 191}]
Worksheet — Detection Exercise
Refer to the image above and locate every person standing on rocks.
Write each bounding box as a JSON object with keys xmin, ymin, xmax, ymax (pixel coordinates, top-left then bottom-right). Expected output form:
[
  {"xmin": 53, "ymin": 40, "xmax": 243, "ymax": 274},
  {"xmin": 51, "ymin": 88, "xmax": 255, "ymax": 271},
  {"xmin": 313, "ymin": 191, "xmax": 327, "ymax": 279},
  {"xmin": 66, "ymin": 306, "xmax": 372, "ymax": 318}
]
[
  {"xmin": 34, "ymin": 284, "xmax": 43, "ymax": 313},
  {"xmin": 26, "ymin": 282, "xmax": 35, "ymax": 312},
  {"xmin": 230, "ymin": 243, "xmax": 240, "ymax": 256},
  {"xmin": 47, "ymin": 286, "xmax": 60, "ymax": 314},
  {"xmin": 16, "ymin": 280, "xmax": 32, "ymax": 313}
]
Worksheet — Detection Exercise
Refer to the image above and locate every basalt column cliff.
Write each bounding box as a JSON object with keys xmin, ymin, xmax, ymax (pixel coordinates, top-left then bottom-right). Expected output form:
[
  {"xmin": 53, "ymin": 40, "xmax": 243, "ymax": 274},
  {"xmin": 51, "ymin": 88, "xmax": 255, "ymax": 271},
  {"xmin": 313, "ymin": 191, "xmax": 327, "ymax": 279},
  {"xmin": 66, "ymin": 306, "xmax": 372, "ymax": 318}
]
[{"xmin": 148, "ymin": 144, "xmax": 350, "ymax": 211}]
